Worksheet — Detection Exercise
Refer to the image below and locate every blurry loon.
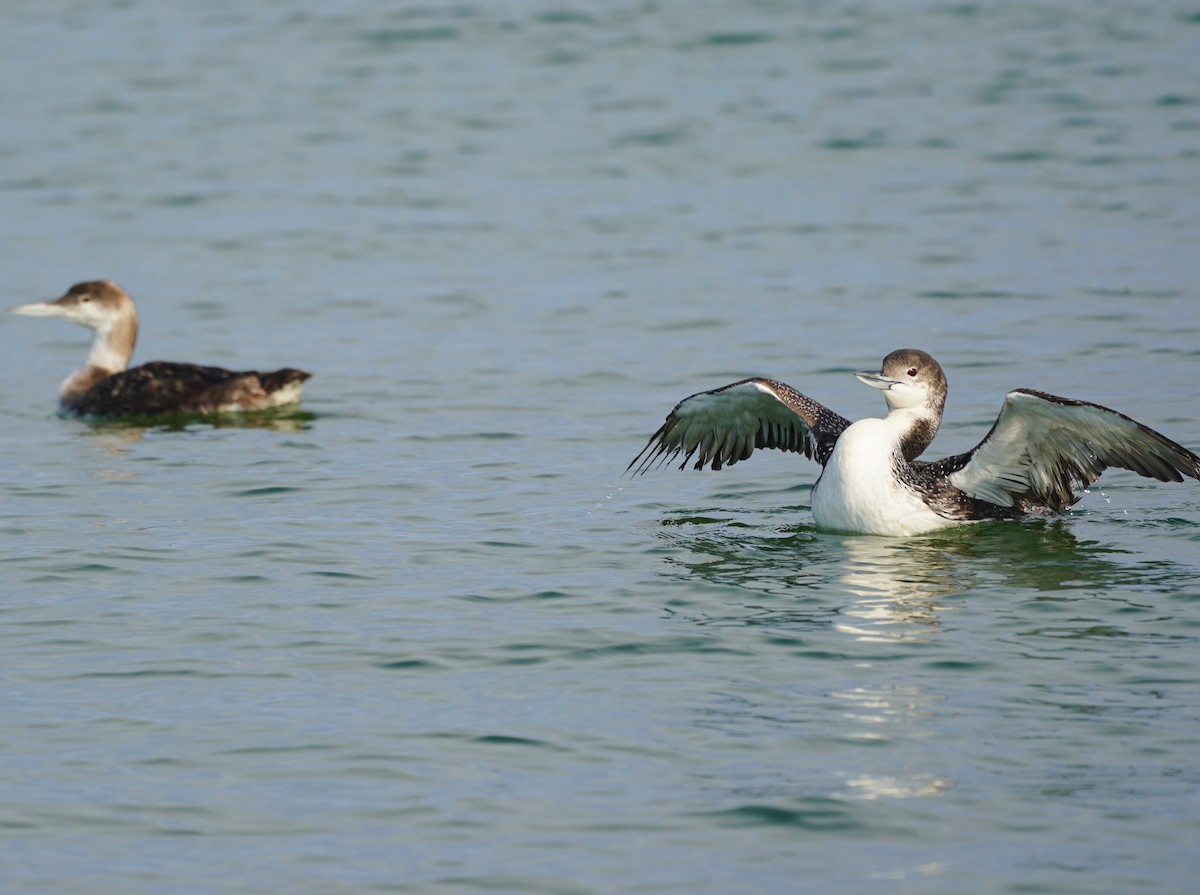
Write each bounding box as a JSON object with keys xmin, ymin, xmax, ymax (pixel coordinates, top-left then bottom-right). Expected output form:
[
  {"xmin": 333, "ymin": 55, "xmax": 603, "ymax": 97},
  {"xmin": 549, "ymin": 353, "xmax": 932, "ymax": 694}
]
[
  {"xmin": 628, "ymin": 348, "xmax": 1200, "ymax": 536},
  {"xmin": 10, "ymin": 280, "xmax": 311, "ymax": 419}
]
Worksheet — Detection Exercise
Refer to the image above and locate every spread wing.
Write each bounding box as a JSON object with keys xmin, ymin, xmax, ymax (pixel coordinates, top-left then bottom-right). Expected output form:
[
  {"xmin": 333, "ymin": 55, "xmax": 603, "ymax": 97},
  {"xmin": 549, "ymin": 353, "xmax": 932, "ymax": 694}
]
[
  {"xmin": 937, "ymin": 389, "xmax": 1200, "ymax": 512},
  {"xmin": 628, "ymin": 377, "xmax": 851, "ymax": 474}
]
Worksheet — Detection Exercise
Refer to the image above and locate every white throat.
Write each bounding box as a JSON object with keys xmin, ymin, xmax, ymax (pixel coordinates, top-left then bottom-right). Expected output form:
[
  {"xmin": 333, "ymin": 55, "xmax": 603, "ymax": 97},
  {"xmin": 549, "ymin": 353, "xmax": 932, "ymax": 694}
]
[
  {"xmin": 85, "ymin": 323, "xmax": 130, "ymax": 373},
  {"xmin": 59, "ymin": 318, "xmax": 135, "ymax": 400}
]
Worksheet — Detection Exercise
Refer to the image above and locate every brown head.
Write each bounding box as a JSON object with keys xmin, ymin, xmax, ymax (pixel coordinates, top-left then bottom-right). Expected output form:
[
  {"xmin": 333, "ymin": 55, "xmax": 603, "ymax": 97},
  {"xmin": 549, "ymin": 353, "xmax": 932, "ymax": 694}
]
[{"xmin": 10, "ymin": 280, "xmax": 139, "ymax": 363}]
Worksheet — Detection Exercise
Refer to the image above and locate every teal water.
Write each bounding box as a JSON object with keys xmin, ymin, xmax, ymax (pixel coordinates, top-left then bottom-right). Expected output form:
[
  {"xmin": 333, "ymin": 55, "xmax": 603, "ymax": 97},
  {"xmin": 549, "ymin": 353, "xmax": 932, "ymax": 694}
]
[{"xmin": 3, "ymin": 2, "xmax": 1200, "ymax": 893}]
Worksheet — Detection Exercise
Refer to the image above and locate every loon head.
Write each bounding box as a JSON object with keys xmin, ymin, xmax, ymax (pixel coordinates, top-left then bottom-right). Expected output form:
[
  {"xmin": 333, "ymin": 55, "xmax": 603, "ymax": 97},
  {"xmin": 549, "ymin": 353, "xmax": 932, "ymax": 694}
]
[
  {"xmin": 854, "ymin": 349, "xmax": 948, "ymax": 460},
  {"xmin": 9, "ymin": 281, "xmax": 140, "ymax": 381},
  {"xmin": 9, "ymin": 280, "xmax": 137, "ymax": 334},
  {"xmin": 855, "ymin": 349, "xmax": 947, "ymax": 413}
]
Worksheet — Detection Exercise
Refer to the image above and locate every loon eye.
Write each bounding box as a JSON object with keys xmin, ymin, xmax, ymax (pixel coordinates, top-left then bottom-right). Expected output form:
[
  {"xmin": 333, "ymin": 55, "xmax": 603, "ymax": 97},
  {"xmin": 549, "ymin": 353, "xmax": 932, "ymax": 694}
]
[{"xmin": 907, "ymin": 367, "xmax": 918, "ymax": 377}]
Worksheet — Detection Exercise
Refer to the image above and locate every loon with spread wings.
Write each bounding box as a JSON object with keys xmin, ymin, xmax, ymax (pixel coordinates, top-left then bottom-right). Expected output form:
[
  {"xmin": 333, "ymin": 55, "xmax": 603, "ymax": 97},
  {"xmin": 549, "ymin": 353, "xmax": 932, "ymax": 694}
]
[
  {"xmin": 628, "ymin": 349, "xmax": 1200, "ymax": 536},
  {"xmin": 10, "ymin": 280, "xmax": 311, "ymax": 419}
]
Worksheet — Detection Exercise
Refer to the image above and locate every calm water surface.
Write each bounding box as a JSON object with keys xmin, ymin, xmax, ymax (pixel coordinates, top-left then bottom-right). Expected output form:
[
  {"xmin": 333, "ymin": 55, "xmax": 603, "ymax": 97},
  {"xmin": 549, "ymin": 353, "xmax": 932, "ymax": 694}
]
[{"xmin": 2, "ymin": 2, "xmax": 1200, "ymax": 893}]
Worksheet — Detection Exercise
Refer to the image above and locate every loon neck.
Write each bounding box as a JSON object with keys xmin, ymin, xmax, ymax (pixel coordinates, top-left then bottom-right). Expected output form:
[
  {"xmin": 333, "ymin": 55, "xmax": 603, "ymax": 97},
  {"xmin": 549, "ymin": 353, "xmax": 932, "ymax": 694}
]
[
  {"xmin": 886, "ymin": 404, "xmax": 942, "ymax": 462},
  {"xmin": 61, "ymin": 313, "xmax": 137, "ymax": 400}
]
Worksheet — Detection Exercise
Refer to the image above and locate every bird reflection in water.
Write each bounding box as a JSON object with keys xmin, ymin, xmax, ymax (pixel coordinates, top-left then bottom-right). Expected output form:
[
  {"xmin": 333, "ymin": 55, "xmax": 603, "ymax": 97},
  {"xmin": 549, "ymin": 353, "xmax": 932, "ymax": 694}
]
[
  {"xmin": 655, "ymin": 507, "xmax": 1188, "ymax": 641},
  {"xmin": 653, "ymin": 506, "xmax": 1195, "ymax": 812},
  {"xmin": 75, "ymin": 409, "xmax": 316, "ymax": 458}
]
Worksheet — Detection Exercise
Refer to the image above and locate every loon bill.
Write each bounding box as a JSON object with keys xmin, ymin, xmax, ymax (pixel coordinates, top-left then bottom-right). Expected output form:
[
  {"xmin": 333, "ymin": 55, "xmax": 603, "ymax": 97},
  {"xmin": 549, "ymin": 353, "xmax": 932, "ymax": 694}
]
[
  {"xmin": 9, "ymin": 280, "xmax": 312, "ymax": 418},
  {"xmin": 628, "ymin": 348, "xmax": 1200, "ymax": 536}
]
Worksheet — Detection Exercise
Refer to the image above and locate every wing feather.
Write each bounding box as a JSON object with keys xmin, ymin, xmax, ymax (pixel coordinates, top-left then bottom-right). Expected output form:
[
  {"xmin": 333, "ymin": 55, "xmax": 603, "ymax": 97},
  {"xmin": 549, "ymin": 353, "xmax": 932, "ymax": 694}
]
[
  {"xmin": 943, "ymin": 389, "xmax": 1200, "ymax": 511},
  {"xmin": 628, "ymin": 377, "xmax": 850, "ymax": 474}
]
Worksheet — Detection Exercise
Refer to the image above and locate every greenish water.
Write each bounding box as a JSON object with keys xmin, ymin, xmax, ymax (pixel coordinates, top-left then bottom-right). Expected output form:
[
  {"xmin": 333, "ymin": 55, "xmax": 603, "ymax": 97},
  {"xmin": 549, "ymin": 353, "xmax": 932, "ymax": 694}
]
[{"xmin": 2, "ymin": 2, "xmax": 1200, "ymax": 893}]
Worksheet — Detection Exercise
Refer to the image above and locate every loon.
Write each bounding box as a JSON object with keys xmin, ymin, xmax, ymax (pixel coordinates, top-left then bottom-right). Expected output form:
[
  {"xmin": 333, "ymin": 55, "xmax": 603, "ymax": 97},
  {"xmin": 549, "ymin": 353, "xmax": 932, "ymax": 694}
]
[
  {"xmin": 9, "ymin": 280, "xmax": 312, "ymax": 419},
  {"xmin": 628, "ymin": 348, "xmax": 1200, "ymax": 536}
]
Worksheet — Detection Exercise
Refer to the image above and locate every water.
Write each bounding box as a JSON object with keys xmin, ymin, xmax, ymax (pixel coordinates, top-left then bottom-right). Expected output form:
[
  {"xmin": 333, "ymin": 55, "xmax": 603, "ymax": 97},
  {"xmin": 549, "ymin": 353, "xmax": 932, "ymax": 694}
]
[{"xmin": 3, "ymin": 2, "xmax": 1200, "ymax": 893}]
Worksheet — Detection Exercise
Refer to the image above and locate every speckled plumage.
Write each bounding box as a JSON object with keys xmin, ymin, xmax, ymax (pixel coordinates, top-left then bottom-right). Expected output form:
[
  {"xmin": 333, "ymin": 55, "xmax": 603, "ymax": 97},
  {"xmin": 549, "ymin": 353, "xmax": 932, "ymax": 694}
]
[{"xmin": 62, "ymin": 361, "xmax": 312, "ymax": 418}]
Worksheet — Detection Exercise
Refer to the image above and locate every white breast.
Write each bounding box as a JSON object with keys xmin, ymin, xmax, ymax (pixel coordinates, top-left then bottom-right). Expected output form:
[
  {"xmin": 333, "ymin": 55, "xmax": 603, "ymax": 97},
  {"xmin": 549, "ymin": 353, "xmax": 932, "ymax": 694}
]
[{"xmin": 811, "ymin": 417, "xmax": 958, "ymax": 536}]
